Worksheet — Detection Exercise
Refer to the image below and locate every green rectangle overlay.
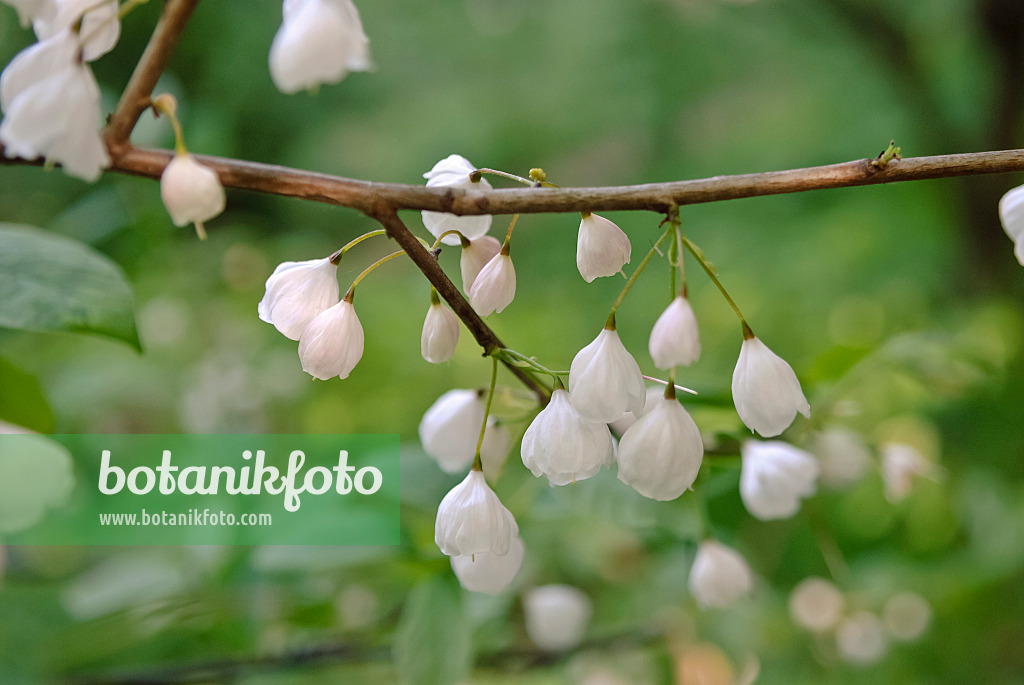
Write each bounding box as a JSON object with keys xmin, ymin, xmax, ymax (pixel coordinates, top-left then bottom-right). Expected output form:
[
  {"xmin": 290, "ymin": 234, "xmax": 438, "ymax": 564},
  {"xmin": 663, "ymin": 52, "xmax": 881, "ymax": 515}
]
[{"xmin": 0, "ymin": 434, "xmax": 400, "ymax": 545}]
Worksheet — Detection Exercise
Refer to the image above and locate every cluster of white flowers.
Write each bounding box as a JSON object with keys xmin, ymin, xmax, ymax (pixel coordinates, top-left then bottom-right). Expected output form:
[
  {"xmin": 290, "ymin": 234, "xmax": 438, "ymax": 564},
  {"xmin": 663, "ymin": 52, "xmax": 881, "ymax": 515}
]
[{"xmin": 0, "ymin": 0, "xmax": 118, "ymax": 181}]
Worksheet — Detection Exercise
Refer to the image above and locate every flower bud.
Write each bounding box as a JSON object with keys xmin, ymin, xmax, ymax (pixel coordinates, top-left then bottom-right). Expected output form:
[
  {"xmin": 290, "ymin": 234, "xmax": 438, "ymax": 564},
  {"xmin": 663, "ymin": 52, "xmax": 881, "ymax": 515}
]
[
  {"xmin": 434, "ymin": 470, "xmax": 518, "ymax": 557},
  {"xmin": 418, "ymin": 389, "xmax": 485, "ymax": 473},
  {"xmin": 296, "ymin": 297, "xmax": 364, "ymax": 380},
  {"xmin": 420, "ymin": 299, "xmax": 459, "ymax": 363},
  {"xmin": 688, "ymin": 540, "xmax": 754, "ymax": 610},
  {"xmin": 269, "ymin": 0, "xmax": 370, "ymax": 94},
  {"xmin": 450, "ymin": 534, "xmax": 524, "ymax": 594},
  {"xmin": 568, "ymin": 327, "xmax": 646, "ymax": 423},
  {"xmin": 731, "ymin": 335, "xmax": 809, "ymax": 437},
  {"xmin": 649, "ymin": 294, "xmax": 701, "ymax": 368},
  {"xmin": 521, "ymin": 388, "xmax": 614, "ymax": 486},
  {"xmin": 523, "ymin": 584, "xmax": 592, "ymax": 651},
  {"xmin": 160, "ymin": 153, "xmax": 226, "ymax": 240},
  {"xmin": 258, "ymin": 258, "xmax": 340, "ymax": 341},
  {"xmin": 468, "ymin": 251, "xmax": 515, "ymax": 316},
  {"xmin": 460, "ymin": 235, "xmax": 501, "ymax": 291},
  {"xmin": 421, "ymin": 154, "xmax": 492, "ymax": 245},
  {"xmin": 739, "ymin": 440, "xmax": 818, "ymax": 520},
  {"xmin": 617, "ymin": 395, "xmax": 704, "ymax": 500},
  {"xmin": 576, "ymin": 213, "xmax": 631, "ymax": 282}
]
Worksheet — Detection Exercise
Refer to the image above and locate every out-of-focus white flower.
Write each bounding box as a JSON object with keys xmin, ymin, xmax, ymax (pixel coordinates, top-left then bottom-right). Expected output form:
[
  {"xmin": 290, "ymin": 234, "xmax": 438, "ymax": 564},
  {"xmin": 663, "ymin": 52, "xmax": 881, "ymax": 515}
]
[
  {"xmin": 998, "ymin": 184, "xmax": 1024, "ymax": 266},
  {"xmin": 434, "ymin": 469, "xmax": 518, "ymax": 557},
  {"xmin": 732, "ymin": 335, "xmax": 810, "ymax": 437},
  {"xmin": 160, "ymin": 153, "xmax": 226, "ymax": 240},
  {"xmin": 740, "ymin": 440, "xmax": 818, "ymax": 520},
  {"xmin": 523, "ymin": 584, "xmax": 592, "ymax": 651},
  {"xmin": 649, "ymin": 293, "xmax": 700, "ymax": 369},
  {"xmin": 460, "ymin": 235, "xmax": 501, "ymax": 291},
  {"xmin": 880, "ymin": 442, "xmax": 938, "ymax": 502},
  {"xmin": 480, "ymin": 418, "xmax": 510, "ymax": 480},
  {"xmin": 836, "ymin": 612, "xmax": 889, "ymax": 666},
  {"xmin": 258, "ymin": 258, "xmax": 340, "ymax": 340},
  {"xmin": 521, "ymin": 388, "xmax": 614, "ymax": 486},
  {"xmin": 882, "ymin": 592, "xmax": 931, "ymax": 642},
  {"xmin": 418, "ymin": 389, "xmax": 484, "ymax": 473},
  {"xmin": 568, "ymin": 324, "xmax": 646, "ymax": 423},
  {"xmin": 2, "ymin": 0, "xmax": 53, "ymax": 27},
  {"xmin": 468, "ymin": 248, "xmax": 515, "ymax": 316},
  {"xmin": 789, "ymin": 577, "xmax": 844, "ymax": 632},
  {"xmin": 422, "ymin": 154, "xmax": 492, "ymax": 245},
  {"xmin": 35, "ymin": 0, "xmax": 119, "ymax": 63},
  {"xmin": 617, "ymin": 395, "xmax": 703, "ymax": 500},
  {"xmin": 608, "ymin": 386, "xmax": 660, "ymax": 435},
  {"xmin": 450, "ymin": 534, "xmax": 524, "ymax": 594},
  {"xmin": 576, "ymin": 212, "xmax": 631, "ymax": 282},
  {"xmin": 420, "ymin": 295, "xmax": 459, "ymax": 363},
  {"xmin": 269, "ymin": 0, "xmax": 370, "ymax": 94},
  {"xmin": 296, "ymin": 296, "xmax": 364, "ymax": 380},
  {"xmin": 813, "ymin": 427, "xmax": 872, "ymax": 490},
  {"xmin": 688, "ymin": 540, "xmax": 754, "ymax": 610},
  {"xmin": 0, "ymin": 29, "xmax": 109, "ymax": 182}
]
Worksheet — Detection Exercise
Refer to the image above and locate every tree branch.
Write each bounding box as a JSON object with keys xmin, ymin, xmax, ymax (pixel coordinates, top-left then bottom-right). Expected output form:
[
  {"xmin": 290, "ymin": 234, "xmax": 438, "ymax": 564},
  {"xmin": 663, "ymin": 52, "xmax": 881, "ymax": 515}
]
[{"xmin": 104, "ymin": 0, "xmax": 202, "ymax": 151}]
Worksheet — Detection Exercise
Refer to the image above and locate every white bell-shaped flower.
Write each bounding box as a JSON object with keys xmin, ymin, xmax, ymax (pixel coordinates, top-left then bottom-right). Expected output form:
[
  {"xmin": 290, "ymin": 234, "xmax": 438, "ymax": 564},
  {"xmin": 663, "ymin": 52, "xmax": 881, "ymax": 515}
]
[
  {"xmin": 160, "ymin": 153, "xmax": 226, "ymax": 240},
  {"xmin": 616, "ymin": 394, "xmax": 704, "ymax": 501},
  {"xmin": 480, "ymin": 418, "xmax": 511, "ymax": 481},
  {"xmin": 3, "ymin": 0, "xmax": 54, "ymax": 27},
  {"xmin": 880, "ymin": 442, "xmax": 938, "ymax": 503},
  {"xmin": 434, "ymin": 469, "xmax": 518, "ymax": 557},
  {"xmin": 576, "ymin": 212, "xmax": 631, "ymax": 282},
  {"xmin": 31, "ymin": 0, "xmax": 119, "ymax": 63},
  {"xmin": 521, "ymin": 388, "xmax": 614, "ymax": 486},
  {"xmin": 688, "ymin": 540, "xmax": 754, "ymax": 610},
  {"xmin": 422, "ymin": 154, "xmax": 493, "ymax": 245},
  {"xmin": 998, "ymin": 184, "xmax": 1024, "ymax": 265},
  {"xmin": 789, "ymin": 577, "xmax": 845, "ymax": 633},
  {"xmin": 269, "ymin": 0, "xmax": 370, "ymax": 94},
  {"xmin": 258, "ymin": 257, "xmax": 340, "ymax": 341},
  {"xmin": 296, "ymin": 295, "xmax": 364, "ymax": 380},
  {"xmin": 836, "ymin": 612, "xmax": 889, "ymax": 666},
  {"xmin": 468, "ymin": 248, "xmax": 515, "ymax": 316},
  {"xmin": 418, "ymin": 389, "xmax": 484, "ymax": 473},
  {"xmin": 460, "ymin": 235, "xmax": 501, "ymax": 292},
  {"xmin": 608, "ymin": 386, "xmax": 660, "ymax": 435},
  {"xmin": 523, "ymin": 584, "xmax": 592, "ymax": 651},
  {"xmin": 0, "ymin": 27, "xmax": 77, "ymax": 109},
  {"xmin": 568, "ymin": 323, "xmax": 646, "ymax": 423},
  {"xmin": 420, "ymin": 296, "xmax": 459, "ymax": 363},
  {"xmin": 450, "ymin": 534, "xmax": 524, "ymax": 594},
  {"xmin": 649, "ymin": 293, "xmax": 701, "ymax": 369},
  {"xmin": 732, "ymin": 334, "xmax": 810, "ymax": 437},
  {"xmin": 740, "ymin": 440, "xmax": 819, "ymax": 520}
]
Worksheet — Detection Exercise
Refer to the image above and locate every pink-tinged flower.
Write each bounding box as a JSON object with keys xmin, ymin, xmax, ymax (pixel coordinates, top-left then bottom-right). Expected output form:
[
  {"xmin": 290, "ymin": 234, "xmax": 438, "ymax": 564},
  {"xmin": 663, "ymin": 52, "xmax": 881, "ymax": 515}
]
[
  {"xmin": 269, "ymin": 0, "xmax": 370, "ymax": 94},
  {"xmin": 576, "ymin": 212, "xmax": 630, "ymax": 282},
  {"xmin": 460, "ymin": 235, "xmax": 501, "ymax": 291},
  {"xmin": 418, "ymin": 389, "xmax": 484, "ymax": 473},
  {"xmin": 258, "ymin": 258, "xmax": 340, "ymax": 341},
  {"xmin": 523, "ymin": 585, "xmax": 592, "ymax": 651},
  {"xmin": 420, "ymin": 296, "xmax": 459, "ymax": 363},
  {"xmin": 468, "ymin": 249, "xmax": 515, "ymax": 316},
  {"xmin": 732, "ymin": 335, "xmax": 810, "ymax": 437},
  {"xmin": 616, "ymin": 395, "xmax": 704, "ymax": 500},
  {"xmin": 998, "ymin": 183, "xmax": 1024, "ymax": 265},
  {"xmin": 649, "ymin": 293, "xmax": 700, "ymax": 369},
  {"xmin": 450, "ymin": 534, "xmax": 524, "ymax": 594},
  {"xmin": 521, "ymin": 388, "xmax": 614, "ymax": 486},
  {"xmin": 568, "ymin": 324, "xmax": 646, "ymax": 423},
  {"xmin": 740, "ymin": 440, "xmax": 818, "ymax": 520},
  {"xmin": 421, "ymin": 154, "xmax": 493, "ymax": 245},
  {"xmin": 434, "ymin": 469, "xmax": 518, "ymax": 557},
  {"xmin": 160, "ymin": 153, "xmax": 226, "ymax": 240},
  {"xmin": 296, "ymin": 296, "xmax": 364, "ymax": 380},
  {"xmin": 688, "ymin": 540, "xmax": 754, "ymax": 610}
]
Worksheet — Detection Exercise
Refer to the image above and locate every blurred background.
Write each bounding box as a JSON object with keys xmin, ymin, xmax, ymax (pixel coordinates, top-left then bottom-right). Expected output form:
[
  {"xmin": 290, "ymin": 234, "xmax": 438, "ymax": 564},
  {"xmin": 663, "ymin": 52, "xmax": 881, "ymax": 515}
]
[{"xmin": 1, "ymin": 0, "xmax": 1024, "ymax": 683}]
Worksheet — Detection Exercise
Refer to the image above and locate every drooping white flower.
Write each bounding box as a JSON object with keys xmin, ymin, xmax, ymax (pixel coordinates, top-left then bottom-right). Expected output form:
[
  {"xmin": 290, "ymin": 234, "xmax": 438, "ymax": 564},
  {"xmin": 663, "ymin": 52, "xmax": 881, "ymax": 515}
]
[
  {"xmin": 617, "ymin": 394, "xmax": 704, "ymax": 500},
  {"xmin": 732, "ymin": 334, "xmax": 810, "ymax": 437},
  {"xmin": 480, "ymin": 417, "xmax": 511, "ymax": 481},
  {"xmin": 269, "ymin": 0, "xmax": 370, "ymax": 94},
  {"xmin": 296, "ymin": 295, "xmax": 364, "ymax": 380},
  {"xmin": 468, "ymin": 248, "xmax": 515, "ymax": 316},
  {"xmin": 33, "ymin": 0, "xmax": 119, "ymax": 62},
  {"xmin": 813, "ymin": 427, "xmax": 872, "ymax": 490},
  {"xmin": 2, "ymin": 0, "xmax": 54, "ymax": 27},
  {"xmin": 880, "ymin": 442, "xmax": 938, "ymax": 502},
  {"xmin": 836, "ymin": 612, "xmax": 889, "ymax": 666},
  {"xmin": 576, "ymin": 212, "xmax": 631, "ymax": 282},
  {"xmin": 258, "ymin": 257, "xmax": 340, "ymax": 341},
  {"xmin": 789, "ymin": 577, "xmax": 845, "ymax": 633},
  {"xmin": 418, "ymin": 389, "xmax": 484, "ymax": 473},
  {"xmin": 450, "ymin": 534, "xmax": 524, "ymax": 594},
  {"xmin": 740, "ymin": 440, "xmax": 819, "ymax": 520},
  {"xmin": 882, "ymin": 592, "xmax": 931, "ymax": 642},
  {"xmin": 608, "ymin": 385, "xmax": 660, "ymax": 435},
  {"xmin": 568, "ymin": 323, "xmax": 646, "ymax": 423},
  {"xmin": 649, "ymin": 293, "xmax": 701, "ymax": 369},
  {"xmin": 421, "ymin": 154, "xmax": 493, "ymax": 245},
  {"xmin": 434, "ymin": 469, "xmax": 518, "ymax": 557},
  {"xmin": 460, "ymin": 235, "xmax": 501, "ymax": 292},
  {"xmin": 688, "ymin": 540, "xmax": 754, "ymax": 610},
  {"xmin": 521, "ymin": 388, "xmax": 614, "ymax": 486},
  {"xmin": 0, "ymin": 29, "xmax": 109, "ymax": 182},
  {"xmin": 160, "ymin": 153, "xmax": 226, "ymax": 240},
  {"xmin": 998, "ymin": 184, "xmax": 1024, "ymax": 266},
  {"xmin": 420, "ymin": 295, "xmax": 459, "ymax": 363},
  {"xmin": 523, "ymin": 585, "xmax": 592, "ymax": 651}
]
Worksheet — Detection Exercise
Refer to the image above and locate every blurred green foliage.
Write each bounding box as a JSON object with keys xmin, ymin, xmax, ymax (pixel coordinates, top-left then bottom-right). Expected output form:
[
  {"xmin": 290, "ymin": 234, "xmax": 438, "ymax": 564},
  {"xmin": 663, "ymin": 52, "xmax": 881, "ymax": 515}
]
[{"xmin": 1, "ymin": 0, "xmax": 1024, "ymax": 683}]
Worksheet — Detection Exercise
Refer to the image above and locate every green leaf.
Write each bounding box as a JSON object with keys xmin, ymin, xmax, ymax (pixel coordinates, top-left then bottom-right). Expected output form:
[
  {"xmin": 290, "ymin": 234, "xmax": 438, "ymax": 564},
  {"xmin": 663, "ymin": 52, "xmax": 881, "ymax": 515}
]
[
  {"xmin": 0, "ymin": 224, "xmax": 140, "ymax": 350},
  {"xmin": 0, "ymin": 357, "xmax": 54, "ymax": 433},
  {"xmin": 393, "ymin": 577, "xmax": 472, "ymax": 685}
]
